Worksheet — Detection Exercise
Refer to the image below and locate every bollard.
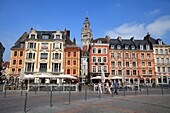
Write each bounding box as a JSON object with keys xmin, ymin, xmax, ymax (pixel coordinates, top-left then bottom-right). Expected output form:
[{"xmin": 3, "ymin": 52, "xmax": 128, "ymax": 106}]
[
  {"xmin": 21, "ymin": 86, "xmax": 23, "ymax": 96},
  {"xmin": 124, "ymin": 86, "xmax": 126, "ymax": 96},
  {"xmin": 85, "ymin": 86, "xmax": 87, "ymax": 101},
  {"xmin": 161, "ymin": 85, "xmax": 164, "ymax": 95},
  {"xmin": 24, "ymin": 93, "xmax": 28, "ymax": 113},
  {"xmin": 69, "ymin": 88, "xmax": 71, "ymax": 104},
  {"xmin": 146, "ymin": 85, "xmax": 149, "ymax": 95},
  {"xmin": 4, "ymin": 85, "xmax": 6, "ymax": 98},
  {"xmin": 50, "ymin": 90, "xmax": 53, "ymax": 107}
]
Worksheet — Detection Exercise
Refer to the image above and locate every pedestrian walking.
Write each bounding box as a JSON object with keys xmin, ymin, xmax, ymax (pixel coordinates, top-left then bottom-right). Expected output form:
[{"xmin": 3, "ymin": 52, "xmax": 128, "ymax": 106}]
[
  {"xmin": 114, "ymin": 81, "xmax": 118, "ymax": 95},
  {"xmin": 98, "ymin": 80, "xmax": 102, "ymax": 94}
]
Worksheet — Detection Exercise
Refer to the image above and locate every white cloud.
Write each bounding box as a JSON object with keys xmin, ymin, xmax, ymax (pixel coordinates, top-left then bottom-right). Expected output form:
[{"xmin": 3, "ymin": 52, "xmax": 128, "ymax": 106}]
[
  {"xmin": 106, "ymin": 23, "xmax": 146, "ymax": 39},
  {"xmin": 146, "ymin": 16, "xmax": 170, "ymax": 36},
  {"xmin": 105, "ymin": 15, "xmax": 170, "ymax": 39}
]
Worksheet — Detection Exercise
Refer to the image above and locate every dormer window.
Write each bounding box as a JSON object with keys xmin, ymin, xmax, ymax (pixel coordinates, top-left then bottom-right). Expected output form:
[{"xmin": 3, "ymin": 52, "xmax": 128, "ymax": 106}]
[
  {"xmin": 31, "ymin": 34, "xmax": 35, "ymax": 39},
  {"xmin": 97, "ymin": 40, "xmax": 102, "ymax": 44},
  {"xmin": 146, "ymin": 45, "xmax": 150, "ymax": 50},
  {"xmin": 131, "ymin": 45, "xmax": 135, "ymax": 50},
  {"xmin": 140, "ymin": 44, "xmax": 143, "ymax": 50},
  {"xmin": 56, "ymin": 35, "xmax": 60, "ymax": 39},
  {"xmin": 117, "ymin": 45, "xmax": 121, "ymax": 49},
  {"xmin": 125, "ymin": 45, "xmax": 128, "ymax": 50},
  {"xmin": 111, "ymin": 45, "xmax": 115, "ymax": 49},
  {"xmin": 42, "ymin": 35, "xmax": 50, "ymax": 39},
  {"xmin": 158, "ymin": 40, "xmax": 162, "ymax": 45}
]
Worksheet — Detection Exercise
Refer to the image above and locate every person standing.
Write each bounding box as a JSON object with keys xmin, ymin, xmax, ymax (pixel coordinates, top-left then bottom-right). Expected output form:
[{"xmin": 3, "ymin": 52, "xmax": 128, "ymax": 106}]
[{"xmin": 98, "ymin": 80, "xmax": 102, "ymax": 94}]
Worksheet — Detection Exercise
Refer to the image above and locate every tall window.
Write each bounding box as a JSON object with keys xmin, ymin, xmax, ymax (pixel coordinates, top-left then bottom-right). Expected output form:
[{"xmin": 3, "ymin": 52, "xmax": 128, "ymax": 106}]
[
  {"xmin": 133, "ymin": 70, "xmax": 136, "ymax": 75},
  {"xmin": 147, "ymin": 54, "xmax": 150, "ymax": 59},
  {"xmin": 98, "ymin": 66, "xmax": 101, "ymax": 72},
  {"xmin": 104, "ymin": 66, "xmax": 107, "ymax": 72},
  {"xmin": 165, "ymin": 49, "xmax": 168, "ymax": 54},
  {"xmin": 149, "ymin": 70, "xmax": 152, "ymax": 75},
  {"xmin": 98, "ymin": 57, "xmax": 102, "ymax": 63},
  {"xmin": 12, "ymin": 69, "xmax": 15, "ymax": 74},
  {"xmin": 118, "ymin": 70, "xmax": 122, "ymax": 75},
  {"xmin": 28, "ymin": 42, "xmax": 36, "ymax": 49},
  {"xmin": 156, "ymin": 58, "xmax": 159, "ymax": 63},
  {"xmin": 162, "ymin": 67, "xmax": 165, "ymax": 72},
  {"xmin": 103, "ymin": 57, "xmax": 107, "ymax": 63},
  {"xmin": 142, "ymin": 70, "xmax": 146, "ymax": 75},
  {"xmin": 20, "ymin": 51, "xmax": 23, "ymax": 56},
  {"xmin": 103, "ymin": 48, "xmax": 107, "ymax": 54},
  {"xmin": 141, "ymin": 53, "xmax": 144, "ymax": 59},
  {"xmin": 18, "ymin": 69, "xmax": 21, "ymax": 74},
  {"xmin": 112, "ymin": 70, "xmax": 115, "ymax": 75},
  {"xmin": 13, "ymin": 60, "xmax": 16, "ymax": 65},
  {"xmin": 111, "ymin": 53, "xmax": 114, "ymax": 58},
  {"xmin": 56, "ymin": 35, "xmax": 60, "ymax": 39},
  {"xmin": 155, "ymin": 49, "xmax": 158, "ymax": 54},
  {"xmin": 93, "ymin": 66, "xmax": 96, "ymax": 72},
  {"xmin": 68, "ymin": 52, "xmax": 71, "ymax": 57},
  {"xmin": 98, "ymin": 48, "xmax": 102, "ymax": 54},
  {"xmin": 125, "ymin": 53, "xmax": 129, "ymax": 58},
  {"xmin": 126, "ymin": 70, "xmax": 130, "ymax": 75},
  {"xmin": 73, "ymin": 60, "xmax": 76, "ymax": 65},
  {"xmin": 132, "ymin": 62, "xmax": 136, "ymax": 67},
  {"xmin": 166, "ymin": 58, "xmax": 169, "ymax": 64},
  {"xmin": 126, "ymin": 62, "xmax": 129, "ymax": 67},
  {"xmin": 117, "ymin": 53, "xmax": 121, "ymax": 58},
  {"xmin": 74, "ymin": 52, "xmax": 76, "ymax": 57},
  {"xmin": 148, "ymin": 62, "xmax": 151, "ymax": 66},
  {"xmin": 118, "ymin": 61, "xmax": 122, "ymax": 67},
  {"xmin": 40, "ymin": 53, "xmax": 48, "ymax": 59},
  {"xmin": 157, "ymin": 67, "xmax": 160, "ymax": 72},
  {"xmin": 67, "ymin": 69, "xmax": 70, "ymax": 74},
  {"xmin": 92, "ymin": 48, "xmax": 96, "ymax": 54},
  {"xmin": 168, "ymin": 67, "xmax": 170, "ymax": 72},
  {"xmin": 53, "ymin": 53, "xmax": 61, "ymax": 59},
  {"xmin": 161, "ymin": 58, "xmax": 164, "ymax": 64},
  {"xmin": 73, "ymin": 69, "xmax": 76, "ymax": 74},
  {"xmin": 132, "ymin": 53, "xmax": 135, "ymax": 58},
  {"xmin": 40, "ymin": 63, "xmax": 47, "ymax": 72},
  {"xmin": 160, "ymin": 49, "xmax": 163, "ymax": 54},
  {"xmin": 14, "ymin": 51, "xmax": 17, "ymax": 56},
  {"xmin": 92, "ymin": 57, "xmax": 96, "ymax": 62},
  {"xmin": 19, "ymin": 60, "xmax": 22, "ymax": 65},
  {"xmin": 142, "ymin": 62, "xmax": 145, "ymax": 66},
  {"xmin": 111, "ymin": 61, "xmax": 115, "ymax": 67},
  {"xmin": 67, "ymin": 60, "xmax": 70, "ymax": 65}
]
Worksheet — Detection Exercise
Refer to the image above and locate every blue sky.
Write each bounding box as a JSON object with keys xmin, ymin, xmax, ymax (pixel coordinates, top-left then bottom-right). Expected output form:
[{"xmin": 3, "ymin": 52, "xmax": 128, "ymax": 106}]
[{"xmin": 1, "ymin": 0, "xmax": 170, "ymax": 61}]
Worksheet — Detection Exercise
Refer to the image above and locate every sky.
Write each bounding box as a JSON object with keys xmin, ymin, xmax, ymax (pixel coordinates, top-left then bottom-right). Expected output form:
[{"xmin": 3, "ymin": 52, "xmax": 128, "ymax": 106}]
[{"xmin": 1, "ymin": 0, "xmax": 170, "ymax": 61}]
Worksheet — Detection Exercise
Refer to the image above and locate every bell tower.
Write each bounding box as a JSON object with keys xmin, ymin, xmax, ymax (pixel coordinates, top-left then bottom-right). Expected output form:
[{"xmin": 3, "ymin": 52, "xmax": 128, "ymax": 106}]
[{"xmin": 81, "ymin": 17, "xmax": 92, "ymax": 51}]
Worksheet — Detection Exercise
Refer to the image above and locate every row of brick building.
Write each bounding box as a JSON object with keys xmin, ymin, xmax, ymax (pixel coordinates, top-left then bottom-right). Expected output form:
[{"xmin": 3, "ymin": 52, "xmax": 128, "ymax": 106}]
[{"xmin": 7, "ymin": 17, "xmax": 170, "ymax": 85}]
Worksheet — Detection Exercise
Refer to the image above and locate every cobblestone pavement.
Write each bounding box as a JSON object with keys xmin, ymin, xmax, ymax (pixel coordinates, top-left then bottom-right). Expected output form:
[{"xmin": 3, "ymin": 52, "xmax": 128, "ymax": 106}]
[{"xmin": 0, "ymin": 87, "xmax": 170, "ymax": 113}]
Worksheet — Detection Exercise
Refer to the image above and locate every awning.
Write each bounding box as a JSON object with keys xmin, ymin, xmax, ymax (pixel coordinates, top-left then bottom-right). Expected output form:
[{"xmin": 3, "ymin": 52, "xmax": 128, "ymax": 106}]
[
  {"xmin": 56, "ymin": 74, "xmax": 77, "ymax": 79},
  {"xmin": 109, "ymin": 76, "xmax": 122, "ymax": 79},
  {"xmin": 91, "ymin": 76, "xmax": 109, "ymax": 80},
  {"xmin": 34, "ymin": 73, "xmax": 55, "ymax": 78}
]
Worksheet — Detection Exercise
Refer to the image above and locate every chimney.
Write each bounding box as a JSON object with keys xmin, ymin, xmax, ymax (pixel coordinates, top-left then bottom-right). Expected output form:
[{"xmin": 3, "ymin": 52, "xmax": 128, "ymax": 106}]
[
  {"xmin": 73, "ymin": 37, "xmax": 76, "ymax": 45},
  {"xmin": 30, "ymin": 28, "xmax": 33, "ymax": 33},
  {"xmin": 144, "ymin": 32, "xmax": 151, "ymax": 41},
  {"xmin": 130, "ymin": 37, "xmax": 134, "ymax": 41},
  {"xmin": 105, "ymin": 35, "xmax": 110, "ymax": 42},
  {"xmin": 117, "ymin": 36, "xmax": 122, "ymax": 41}
]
